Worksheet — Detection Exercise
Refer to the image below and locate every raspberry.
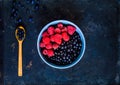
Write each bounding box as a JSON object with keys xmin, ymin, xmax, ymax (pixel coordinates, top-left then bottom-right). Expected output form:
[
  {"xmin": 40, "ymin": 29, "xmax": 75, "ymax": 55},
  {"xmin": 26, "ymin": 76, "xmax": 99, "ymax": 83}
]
[
  {"xmin": 62, "ymin": 32, "xmax": 70, "ymax": 42},
  {"xmin": 43, "ymin": 49, "xmax": 48, "ymax": 55},
  {"xmin": 55, "ymin": 28, "xmax": 61, "ymax": 33},
  {"xmin": 67, "ymin": 26, "xmax": 76, "ymax": 35},
  {"xmin": 47, "ymin": 26, "xmax": 54, "ymax": 35},
  {"xmin": 42, "ymin": 37, "xmax": 50, "ymax": 45},
  {"xmin": 40, "ymin": 23, "xmax": 77, "ymax": 58},
  {"xmin": 57, "ymin": 23, "xmax": 63, "ymax": 29},
  {"xmin": 46, "ymin": 43, "xmax": 52, "ymax": 49},
  {"xmin": 54, "ymin": 38, "xmax": 62, "ymax": 45},
  {"xmin": 54, "ymin": 34, "xmax": 62, "ymax": 39},
  {"xmin": 42, "ymin": 31, "xmax": 49, "ymax": 37},
  {"xmin": 50, "ymin": 35, "xmax": 55, "ymax": 42},
  {"xmin": 47, "ymin": 49, "xmax": 54, "ymax": 57},
  {"xmin": 61, "ymin": 27, "xmax": 67, "ymax": 32},
  {"xmin": 54, "ymin": 34, "xmax": 62, "ymax": 44},
  {"xmin": 40, "ymin": 42, "xmax": 45, "ymax": 48},
  {"xmin": 53, "ymin": 43, "xmax": 59, "ymax": 49}
]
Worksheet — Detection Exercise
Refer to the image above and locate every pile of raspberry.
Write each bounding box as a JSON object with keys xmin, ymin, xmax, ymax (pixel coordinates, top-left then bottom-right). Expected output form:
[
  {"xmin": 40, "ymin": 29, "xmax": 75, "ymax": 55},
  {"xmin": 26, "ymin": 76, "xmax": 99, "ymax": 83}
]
[{"xmin": 40, "ymin": 23, "xmax": 76, "ymax": 57}]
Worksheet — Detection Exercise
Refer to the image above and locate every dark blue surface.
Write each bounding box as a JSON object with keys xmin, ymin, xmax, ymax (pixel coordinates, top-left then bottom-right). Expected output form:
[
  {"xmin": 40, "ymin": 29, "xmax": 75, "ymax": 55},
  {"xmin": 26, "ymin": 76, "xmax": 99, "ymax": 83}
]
[
  {"xmin": 3, "ymin": 0, "xmax": 119, "ymax": 85},
  {"xmin": 0, "ymin": 0, "xmax": 4, "ymax": 85}
]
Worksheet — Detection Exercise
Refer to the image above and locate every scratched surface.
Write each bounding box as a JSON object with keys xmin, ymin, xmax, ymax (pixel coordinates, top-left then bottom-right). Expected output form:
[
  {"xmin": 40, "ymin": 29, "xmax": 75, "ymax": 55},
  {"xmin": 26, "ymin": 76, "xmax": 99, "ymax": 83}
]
[{"xmin": 3, "ymin": 0, "xmax": 119, "ymax": 85}]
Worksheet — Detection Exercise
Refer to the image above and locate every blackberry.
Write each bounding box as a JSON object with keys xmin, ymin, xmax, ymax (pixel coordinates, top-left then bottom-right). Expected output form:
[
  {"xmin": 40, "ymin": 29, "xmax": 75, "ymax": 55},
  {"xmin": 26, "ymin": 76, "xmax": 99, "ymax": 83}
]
[
  {"xmin": 17, "ymin": 28, "xmax": 24, "ymax": 40},
  {"xmin": 61, "ymin": 46, "xmax": 64, "ymax": 50},
  {"xmin": 11, "ymin": 8, "xmax": 18, "ymax": 19},
  {"xmin": 67, "ymin": 49, "xmax": 70, "ymax": 52},
  {"xmin": 41, "ymin": 31, "xmax": 82, "ymax": 66},
  {"xmin": 16, "ymin": 17, "xmax": 22, "ymax": 23},
  {"xmin": 28, "ymin": 16, "xmax": 33, "ymax": 23},
  {"xmin": 34, "ymin": 4, "xmax": 39, "ymax": 11}
]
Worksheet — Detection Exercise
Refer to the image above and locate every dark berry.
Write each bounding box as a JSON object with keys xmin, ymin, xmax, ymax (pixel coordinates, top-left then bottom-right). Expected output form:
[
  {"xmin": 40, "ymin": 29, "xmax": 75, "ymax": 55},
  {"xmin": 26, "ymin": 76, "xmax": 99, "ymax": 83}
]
[
  {"xmin": 67, "ymin": 49, "xmax": 70, "ymax": 52},
  {"xmin": 28, "ymin": 16, "xmax": 33, "ymax": 23},
  {"xmin": 17, "ymin": 28, "xmax": 24, "ymax": 40},
  {"xmin": 34, "ymin": 4, "xmax": 39, "ymax": 11},
  {"xmin": 16, "ymin": 17, "xmax": 22, "ymax": 23}
]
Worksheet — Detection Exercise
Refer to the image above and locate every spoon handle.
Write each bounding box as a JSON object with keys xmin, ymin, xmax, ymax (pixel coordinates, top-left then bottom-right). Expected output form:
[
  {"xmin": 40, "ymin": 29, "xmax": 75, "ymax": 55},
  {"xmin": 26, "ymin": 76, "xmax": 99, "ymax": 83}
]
[{"xmin": 18, "ymin": 41, "xmax": 22, "ymax": 77}]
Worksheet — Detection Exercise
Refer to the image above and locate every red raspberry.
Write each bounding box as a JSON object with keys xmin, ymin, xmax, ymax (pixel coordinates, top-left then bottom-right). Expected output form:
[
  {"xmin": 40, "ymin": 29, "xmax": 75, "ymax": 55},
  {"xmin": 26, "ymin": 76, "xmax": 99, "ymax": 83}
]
[
  {"xmin": 42, "ymin": 37, "xmax": 50, "ymax": 45},
  {"xmin": 40, "ymin": 42, "xmax": 45, "ymax": 48},
  {"xmin": 55, "ymin": 28, "xmax": 61, "ymax": 33},
  {"xmin": 62, "ymin": 32, "xmax": 70, "ymax": 42},
  {"xmin": 67, "ymin": 25, "xmax": 76, "ymax": 35},
  {"xmin": 53, "ymin": 43, "xmax": 59, "ymax": 49},
  {"xmin": 46, "ymin": 43, "xmax": 52, "ymax": 49},
  {"xmin": 43, "ymin": 49, "xmax": 48, "ymax": 55},
  {"xmin": 57, "ymin": 23, "xmax": 63, "ymax": 29},
  {"xmin": 47, "ymin": 26, "xmax": 55, "ymax": 35},
  {"xmin": 50, "ymin": 35, "xmax": 55, "ymax": 42},
  {"xmin": 54, "ymin": 38, "xmax": 62, "ymax": 45},
  {"xmin": 54, "ymin": 34, "xmax": 62, "ymax": 39},
  {"xmin": 47, "ymin": 49, "xmax": 54, "ymax": 57},
  {"xmin": 54, "ymin": 34, "xmax": 62, "ymax": 44},
  {"xmin": 42, "ymin": 31, "xmax": 49, "ymax": 37},
  {"xmin": 61, "ymin": 27, "xmax": 67, "ymax": 32}
]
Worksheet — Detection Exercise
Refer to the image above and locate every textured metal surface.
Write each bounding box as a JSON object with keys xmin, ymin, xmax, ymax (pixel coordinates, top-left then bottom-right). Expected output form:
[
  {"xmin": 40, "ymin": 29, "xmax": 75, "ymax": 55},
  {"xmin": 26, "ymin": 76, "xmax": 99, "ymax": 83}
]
[{"xmin": 2, "ymin": 0, "xmax": 119, "ymax": 85}]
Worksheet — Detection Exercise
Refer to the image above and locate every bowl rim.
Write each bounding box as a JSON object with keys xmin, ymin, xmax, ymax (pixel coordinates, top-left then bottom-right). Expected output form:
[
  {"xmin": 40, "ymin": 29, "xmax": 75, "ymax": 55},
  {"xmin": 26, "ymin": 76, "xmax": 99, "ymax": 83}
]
[{"xmin": 37, "ymin": 20, "xmax": 86, "ymax": 69}]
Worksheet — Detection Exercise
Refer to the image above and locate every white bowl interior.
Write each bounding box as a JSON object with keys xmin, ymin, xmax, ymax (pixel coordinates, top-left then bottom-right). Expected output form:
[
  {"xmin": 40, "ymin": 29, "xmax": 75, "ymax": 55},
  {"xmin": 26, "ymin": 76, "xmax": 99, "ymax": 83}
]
[{"xmin": 37, "ymin": 20, "xmax": 86, "ymax": 69}]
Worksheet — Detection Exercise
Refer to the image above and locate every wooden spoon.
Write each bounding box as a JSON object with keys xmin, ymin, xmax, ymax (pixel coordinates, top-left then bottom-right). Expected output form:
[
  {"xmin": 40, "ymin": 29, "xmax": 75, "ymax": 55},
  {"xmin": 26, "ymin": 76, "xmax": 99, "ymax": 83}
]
[{"xmin": 15, "ymin": 26, "xmax": 26, "ymax": 77}]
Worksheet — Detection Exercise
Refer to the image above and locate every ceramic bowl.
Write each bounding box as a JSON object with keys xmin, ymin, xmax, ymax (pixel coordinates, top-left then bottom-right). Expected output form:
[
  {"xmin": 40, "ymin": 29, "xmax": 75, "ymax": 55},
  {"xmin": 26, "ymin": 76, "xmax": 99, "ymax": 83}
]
[{"xmin": 37, "ymin": 20, "xmax": 86, "ymax": 69}]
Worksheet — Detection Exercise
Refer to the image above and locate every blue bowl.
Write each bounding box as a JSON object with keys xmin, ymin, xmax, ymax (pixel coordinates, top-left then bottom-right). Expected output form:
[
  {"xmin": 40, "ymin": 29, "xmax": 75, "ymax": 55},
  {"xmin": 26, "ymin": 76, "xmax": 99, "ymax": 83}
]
[{"xmin": 37, "ymin": 20, "xmax": 86, "ymax": 69}]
